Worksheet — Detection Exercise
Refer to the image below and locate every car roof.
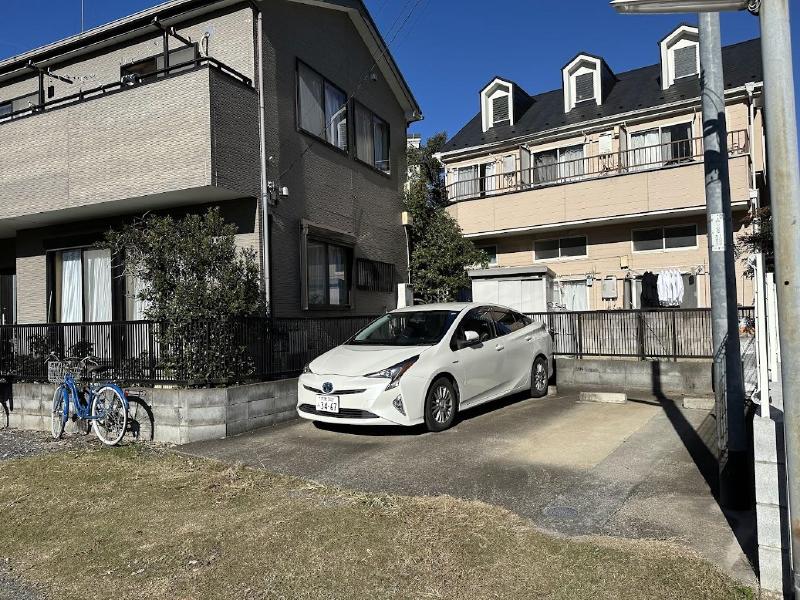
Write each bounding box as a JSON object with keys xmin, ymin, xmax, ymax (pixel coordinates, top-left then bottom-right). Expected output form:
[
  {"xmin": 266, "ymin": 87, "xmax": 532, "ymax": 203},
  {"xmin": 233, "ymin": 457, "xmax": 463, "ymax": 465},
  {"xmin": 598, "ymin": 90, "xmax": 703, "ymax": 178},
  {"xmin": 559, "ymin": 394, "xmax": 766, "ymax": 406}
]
[{"xmin": 391, "ymin": 302, "xmax": 512, "ymax": 314}]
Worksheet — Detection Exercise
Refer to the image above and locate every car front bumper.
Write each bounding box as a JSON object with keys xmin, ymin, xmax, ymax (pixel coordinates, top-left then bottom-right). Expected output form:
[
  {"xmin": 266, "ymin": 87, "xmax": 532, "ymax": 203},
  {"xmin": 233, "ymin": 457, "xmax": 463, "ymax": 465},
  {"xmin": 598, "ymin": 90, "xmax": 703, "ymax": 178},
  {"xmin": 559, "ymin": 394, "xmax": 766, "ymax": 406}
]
[{"xmin": 296, "ymin": 373, "xmax": 423, "ymax": 426}]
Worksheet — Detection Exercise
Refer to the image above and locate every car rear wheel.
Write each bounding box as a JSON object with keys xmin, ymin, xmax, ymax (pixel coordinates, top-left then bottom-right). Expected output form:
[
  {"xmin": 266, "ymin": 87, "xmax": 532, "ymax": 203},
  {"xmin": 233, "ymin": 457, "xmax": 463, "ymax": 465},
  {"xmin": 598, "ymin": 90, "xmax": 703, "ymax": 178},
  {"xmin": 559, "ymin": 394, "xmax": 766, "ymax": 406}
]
[
  {"xmin": 424, "ymin": 377, "xmax": 457, "ymax": 432},
  {"xmin": 530, "ymin": 356, "xmax": 548, "ymax": 398}
]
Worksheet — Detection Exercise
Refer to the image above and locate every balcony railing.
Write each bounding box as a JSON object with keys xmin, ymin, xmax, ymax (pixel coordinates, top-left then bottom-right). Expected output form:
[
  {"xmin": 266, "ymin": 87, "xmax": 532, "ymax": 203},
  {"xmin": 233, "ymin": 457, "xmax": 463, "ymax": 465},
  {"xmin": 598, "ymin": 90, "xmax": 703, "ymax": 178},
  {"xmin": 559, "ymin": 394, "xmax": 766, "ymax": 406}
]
[
  {"xmin": 446, "ymin": 129, "xmax": 750, "ymax": 202},
  {"xmin": 0, "ymin": 56, "xmax": 252, "ymax": 125}
]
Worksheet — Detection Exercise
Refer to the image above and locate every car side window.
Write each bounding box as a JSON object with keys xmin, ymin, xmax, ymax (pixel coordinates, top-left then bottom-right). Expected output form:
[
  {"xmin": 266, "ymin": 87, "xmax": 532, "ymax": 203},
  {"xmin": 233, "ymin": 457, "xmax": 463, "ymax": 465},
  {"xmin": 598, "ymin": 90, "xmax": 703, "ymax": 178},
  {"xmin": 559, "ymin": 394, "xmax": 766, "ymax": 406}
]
[
  {"xmin": 450, "ymin": 308, "xmax": 495, "ymax": 351},
  {"xmin": 492, "ymin": 309, "xmax": 529, "ymax": 335},
  {"xmin": 515, "ymin": 311, "xmax": 533, "ymax": 327}
]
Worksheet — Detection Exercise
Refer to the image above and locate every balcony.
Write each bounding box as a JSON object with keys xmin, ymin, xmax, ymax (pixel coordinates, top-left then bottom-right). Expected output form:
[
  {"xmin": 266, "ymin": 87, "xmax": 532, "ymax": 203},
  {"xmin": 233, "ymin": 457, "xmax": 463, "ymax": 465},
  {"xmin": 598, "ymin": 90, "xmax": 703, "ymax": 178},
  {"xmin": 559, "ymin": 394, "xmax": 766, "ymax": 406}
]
[
  {"xmin": 0, "ymin": 58, "xmax": 260, "ymax": 234},
  {"xmin": 446, "ymin": 130, "xmax": 752, "ymax": 236}
]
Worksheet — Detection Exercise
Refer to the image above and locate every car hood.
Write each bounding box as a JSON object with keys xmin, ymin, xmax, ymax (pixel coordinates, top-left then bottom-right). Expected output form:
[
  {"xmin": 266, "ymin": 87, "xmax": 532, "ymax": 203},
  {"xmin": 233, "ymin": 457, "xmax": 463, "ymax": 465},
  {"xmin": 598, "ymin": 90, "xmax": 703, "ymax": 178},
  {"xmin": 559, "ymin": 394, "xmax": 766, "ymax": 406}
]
[{"xmin": 309, "ymin": 344, "xmax": 429, "ymax": 377}]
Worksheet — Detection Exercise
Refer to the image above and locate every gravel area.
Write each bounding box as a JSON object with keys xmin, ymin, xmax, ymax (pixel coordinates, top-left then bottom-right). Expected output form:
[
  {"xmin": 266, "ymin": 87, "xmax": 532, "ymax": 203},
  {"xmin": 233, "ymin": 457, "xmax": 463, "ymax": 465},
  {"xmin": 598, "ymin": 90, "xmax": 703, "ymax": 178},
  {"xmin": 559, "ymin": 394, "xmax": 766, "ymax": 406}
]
[{"xmin": 0, "ymin": 428, "xmax": 99, "ymax": 462}]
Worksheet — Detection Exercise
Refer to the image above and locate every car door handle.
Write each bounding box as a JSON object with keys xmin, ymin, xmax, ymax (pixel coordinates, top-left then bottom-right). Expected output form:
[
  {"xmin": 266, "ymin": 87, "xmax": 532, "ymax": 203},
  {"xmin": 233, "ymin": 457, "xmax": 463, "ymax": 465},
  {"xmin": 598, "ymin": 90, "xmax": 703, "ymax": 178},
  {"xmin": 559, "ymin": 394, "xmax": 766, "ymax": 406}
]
[
  {"xmin": 525, "ymin": 336, "xmax": 533, "ymax": 341},
  {"xmin": 495, "ymin": 344, "xmax": 505, "ymax": 351}
]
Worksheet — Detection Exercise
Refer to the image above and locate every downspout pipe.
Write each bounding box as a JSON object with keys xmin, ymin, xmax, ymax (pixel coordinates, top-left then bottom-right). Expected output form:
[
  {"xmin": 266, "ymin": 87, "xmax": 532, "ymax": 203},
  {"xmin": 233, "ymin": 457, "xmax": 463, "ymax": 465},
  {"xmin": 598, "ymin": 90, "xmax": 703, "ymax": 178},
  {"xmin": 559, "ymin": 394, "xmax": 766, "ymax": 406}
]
[{"xmin": 254, "ymin": 3, "xmax": 271, "ymax": 312}]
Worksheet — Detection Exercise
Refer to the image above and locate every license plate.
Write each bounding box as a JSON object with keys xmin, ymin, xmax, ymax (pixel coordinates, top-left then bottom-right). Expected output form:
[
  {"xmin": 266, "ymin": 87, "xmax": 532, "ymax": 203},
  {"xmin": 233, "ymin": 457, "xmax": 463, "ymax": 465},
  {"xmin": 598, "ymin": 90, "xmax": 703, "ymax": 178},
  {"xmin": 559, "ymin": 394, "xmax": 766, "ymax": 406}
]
[{"xmin": 316, "ymin": 395, "xmax": 339, "ymax": 413}]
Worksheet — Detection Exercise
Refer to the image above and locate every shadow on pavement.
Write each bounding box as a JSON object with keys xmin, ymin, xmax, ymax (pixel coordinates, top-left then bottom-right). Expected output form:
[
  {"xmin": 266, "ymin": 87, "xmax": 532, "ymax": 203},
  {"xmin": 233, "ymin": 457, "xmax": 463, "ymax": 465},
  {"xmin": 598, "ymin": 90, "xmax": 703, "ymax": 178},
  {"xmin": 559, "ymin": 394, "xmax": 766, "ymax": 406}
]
[{"xmin": 648, "ymin": 361, "xmax": 758, "ymax": 576}]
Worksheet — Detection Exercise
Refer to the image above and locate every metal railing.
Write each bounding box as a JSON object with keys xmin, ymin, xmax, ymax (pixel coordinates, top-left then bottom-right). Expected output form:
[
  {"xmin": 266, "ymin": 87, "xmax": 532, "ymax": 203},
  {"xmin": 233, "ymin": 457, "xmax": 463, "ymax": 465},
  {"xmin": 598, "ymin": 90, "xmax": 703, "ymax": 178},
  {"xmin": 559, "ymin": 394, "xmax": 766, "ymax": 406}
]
[
  {"xmin": 0, "ymin": 57, "xmax": 252, "ymax": 125},
  {"xmin": 0, "ymin": 316, "xmax": 377, "ymax": 386},
  {"xmin": 446, "ymin": 130, "xmax": 750, "ymax": 202},
  {"xmin": 527, "ymin": 307, "xmax": 755, "ymax": 360}
]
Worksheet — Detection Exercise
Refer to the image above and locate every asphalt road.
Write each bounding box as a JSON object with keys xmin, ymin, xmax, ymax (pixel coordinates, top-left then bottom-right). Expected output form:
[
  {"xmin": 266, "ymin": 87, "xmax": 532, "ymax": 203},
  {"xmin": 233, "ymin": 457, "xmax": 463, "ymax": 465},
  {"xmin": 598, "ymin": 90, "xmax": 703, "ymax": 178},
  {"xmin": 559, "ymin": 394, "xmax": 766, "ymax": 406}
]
[{"xmin": 181, "ymin": 390, "xmax": 757, "ymax": 586}]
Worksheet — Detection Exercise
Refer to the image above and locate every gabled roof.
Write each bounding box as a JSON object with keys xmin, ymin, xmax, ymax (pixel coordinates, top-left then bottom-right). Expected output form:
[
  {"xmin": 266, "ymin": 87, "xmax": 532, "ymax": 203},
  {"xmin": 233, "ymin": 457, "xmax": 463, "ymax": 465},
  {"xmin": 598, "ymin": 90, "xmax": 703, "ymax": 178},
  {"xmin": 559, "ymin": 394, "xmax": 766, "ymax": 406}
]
[
  {"xmin": 0, "ymin": 0, "xmax": 422, "ymax": 121},
  {"xmin": 442, "ymin": 37, "xmax": 761, "ymax": 154}
]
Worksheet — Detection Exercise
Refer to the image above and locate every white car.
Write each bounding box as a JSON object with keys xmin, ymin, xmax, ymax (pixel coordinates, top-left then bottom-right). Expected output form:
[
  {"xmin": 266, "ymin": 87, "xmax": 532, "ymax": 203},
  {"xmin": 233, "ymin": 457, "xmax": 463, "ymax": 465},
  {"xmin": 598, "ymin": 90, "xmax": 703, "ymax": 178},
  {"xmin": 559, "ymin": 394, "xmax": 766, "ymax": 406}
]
[{"xmin": 297, "ymin": 303, "xmax": 552, "ymax": 432}]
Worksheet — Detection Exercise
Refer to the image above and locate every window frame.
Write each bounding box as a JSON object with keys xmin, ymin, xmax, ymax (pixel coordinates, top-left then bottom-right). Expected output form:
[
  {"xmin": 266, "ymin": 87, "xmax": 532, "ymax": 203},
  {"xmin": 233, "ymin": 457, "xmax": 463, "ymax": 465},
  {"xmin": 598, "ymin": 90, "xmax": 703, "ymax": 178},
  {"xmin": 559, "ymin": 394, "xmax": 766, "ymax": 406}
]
[
  {"xmin": 294, "ymin": 59, "xmax": 350, "ymax": 155},
  {"xmin": 119, "ymin": 43, "xmax": 200, "ymax": 81},
  {"xmin": 532, "ymin": 235, "xmax": 588, "ymax": 262},
  {"xmin": 628, "ymin": 120, "xmax": 695, "ymax": 170},
  {"xmin": 477, "ymin": 245, "xmax": 498, "ymax": 267},
  {"xmin": 352, "ymin": 99, "xmax": 391, "ymax": 176},
  {"xmin": 303, "ymin": 234, "xmax": 354, "ymax": 311},
  {"xmin": 631, "ymin": 224, "xmax": 698, "ymax": 254},
  {"xmin": 0, "ymin": 91, "xmax": 41, "ymax": 117},
  {"xmin": 531, "ymin": 143, "xmax": 586, "ymax": 184},
  {"xmin": 45, "ymin": 246, "xmax": 116, "ymax": 323}
]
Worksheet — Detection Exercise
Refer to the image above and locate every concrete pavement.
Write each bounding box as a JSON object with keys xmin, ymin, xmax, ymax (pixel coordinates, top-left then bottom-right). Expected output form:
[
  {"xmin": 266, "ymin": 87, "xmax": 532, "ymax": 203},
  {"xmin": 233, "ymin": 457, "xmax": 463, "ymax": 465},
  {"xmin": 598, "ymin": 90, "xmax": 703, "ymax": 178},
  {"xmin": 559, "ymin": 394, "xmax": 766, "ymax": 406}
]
[{"xmin": 180, "ymin": 390, "xmax": 757, "ymax": 587}]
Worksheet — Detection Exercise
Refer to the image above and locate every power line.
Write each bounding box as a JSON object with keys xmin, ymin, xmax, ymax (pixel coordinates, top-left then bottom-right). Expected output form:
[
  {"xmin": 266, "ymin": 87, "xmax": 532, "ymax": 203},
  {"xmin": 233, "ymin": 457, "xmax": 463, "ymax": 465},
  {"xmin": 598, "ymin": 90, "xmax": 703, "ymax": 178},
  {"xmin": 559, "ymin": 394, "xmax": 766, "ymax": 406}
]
[{"xmin": 277, "ymin": 0, "xmax": 424, "ymax": 180}]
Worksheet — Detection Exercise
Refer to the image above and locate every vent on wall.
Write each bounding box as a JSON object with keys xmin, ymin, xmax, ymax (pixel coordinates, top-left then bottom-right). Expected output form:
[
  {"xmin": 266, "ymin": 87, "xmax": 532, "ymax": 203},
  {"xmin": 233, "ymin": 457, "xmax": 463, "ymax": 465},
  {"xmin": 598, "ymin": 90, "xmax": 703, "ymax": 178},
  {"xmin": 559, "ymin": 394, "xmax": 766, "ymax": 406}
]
[
  {"xmin": 674, "ymin": 45, "xmax": 698, "ymax": 79},
  {"xmin": 492, "ymin": 96, "xmax": 510, "ymax": 125},
  {"xmin": 575, "ymin": 72, "xmax": 595, "ymax": 103}
]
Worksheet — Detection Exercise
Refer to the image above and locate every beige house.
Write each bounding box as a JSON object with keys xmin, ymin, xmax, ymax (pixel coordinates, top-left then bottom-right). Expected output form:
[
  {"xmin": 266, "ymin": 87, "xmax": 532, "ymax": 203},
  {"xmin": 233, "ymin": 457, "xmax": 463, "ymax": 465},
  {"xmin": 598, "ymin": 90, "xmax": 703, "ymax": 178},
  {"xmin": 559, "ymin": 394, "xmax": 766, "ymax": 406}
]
[
  {"xmin": 440, "ymin": 25, "xmax": 764, "ymax": 312},
  {"xmin": 0, "ymin": 0, "xmax": 421, "ymax": 324}
]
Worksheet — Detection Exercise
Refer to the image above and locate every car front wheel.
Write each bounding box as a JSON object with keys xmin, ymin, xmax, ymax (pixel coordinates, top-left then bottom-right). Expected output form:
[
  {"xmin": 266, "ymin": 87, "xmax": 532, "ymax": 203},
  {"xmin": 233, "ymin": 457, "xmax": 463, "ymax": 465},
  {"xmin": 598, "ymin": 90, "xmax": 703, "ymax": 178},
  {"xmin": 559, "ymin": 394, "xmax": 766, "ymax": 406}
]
[
  {"xmin": 424, "ymin": 377, "xmax": 457, "ymax": 432},
  {"xmin": 530, "ymin": 356, "xmax": 548, "ymax": 398}
]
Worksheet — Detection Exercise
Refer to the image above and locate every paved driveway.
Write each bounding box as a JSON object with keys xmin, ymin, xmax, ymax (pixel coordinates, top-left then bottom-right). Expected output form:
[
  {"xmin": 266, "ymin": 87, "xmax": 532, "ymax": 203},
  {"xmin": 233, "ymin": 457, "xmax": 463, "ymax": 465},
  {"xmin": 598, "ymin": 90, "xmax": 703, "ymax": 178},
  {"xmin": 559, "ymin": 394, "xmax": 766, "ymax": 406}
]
[{"xmin": 181, "ymin": 390, "xmax": 757, "ymax": 586}]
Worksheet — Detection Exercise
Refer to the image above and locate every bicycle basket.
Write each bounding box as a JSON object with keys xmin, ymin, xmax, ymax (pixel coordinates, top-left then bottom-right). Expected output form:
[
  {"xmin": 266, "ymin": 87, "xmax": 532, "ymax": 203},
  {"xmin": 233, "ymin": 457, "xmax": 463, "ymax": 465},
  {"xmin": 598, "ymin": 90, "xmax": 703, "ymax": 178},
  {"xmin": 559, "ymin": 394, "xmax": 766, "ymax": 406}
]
[{"xmin": 47, "ymin": 361, "xmax": 68, "ymax": 384}]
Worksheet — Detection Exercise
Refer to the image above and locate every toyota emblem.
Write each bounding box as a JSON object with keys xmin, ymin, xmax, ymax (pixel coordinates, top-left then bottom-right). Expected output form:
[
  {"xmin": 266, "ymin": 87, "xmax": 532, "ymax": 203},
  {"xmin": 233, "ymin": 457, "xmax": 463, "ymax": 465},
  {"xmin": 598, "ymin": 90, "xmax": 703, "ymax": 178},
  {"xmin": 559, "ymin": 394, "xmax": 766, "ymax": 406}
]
[{"xmin": 322, "ymin": 382, "xmax": 334, "ymax": 394}]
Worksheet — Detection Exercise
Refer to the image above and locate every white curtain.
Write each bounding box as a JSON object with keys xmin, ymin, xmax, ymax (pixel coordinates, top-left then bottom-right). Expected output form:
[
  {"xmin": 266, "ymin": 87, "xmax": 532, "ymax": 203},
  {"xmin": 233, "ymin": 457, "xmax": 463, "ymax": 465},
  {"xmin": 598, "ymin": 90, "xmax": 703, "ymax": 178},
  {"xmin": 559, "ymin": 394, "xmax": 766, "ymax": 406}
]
[
  {"xmin": 60, "ymin": 250, "xmax": 83, "ymax": 323},
  {"xmin": 630, "ymin": 130, "xmax": 661, "ymax": 171},
  {"xmin": 559, "ymin": 145, "xmax": 585, "ymax": 180},
  {"xmin": 373, "ymin": 117, "xmax": 389, "ymax": 172},
  {"xmin": 502, "ymin": 155, "xmax": 516, "ymax": 189},
  {"xmin": 456, "ymin": 166, "xmax": 478, "ymax": 199},
  {"xmin": 126, "ymin": 272, "xmax": 150, "ymax": 320},
  {"xmin": 83, "ymin": 248, "xmax": 112, "ymax": 322},
  {"xmin": 559, "ymin": 281, "xmax": 588, "ymax": 311},
  {"xmin": 484, "ymin": 162, "xmax": 497, "ymax": 193},
  {"xmin": 328, "ymin": 245, "xmax": 348, "ymax": 306}
]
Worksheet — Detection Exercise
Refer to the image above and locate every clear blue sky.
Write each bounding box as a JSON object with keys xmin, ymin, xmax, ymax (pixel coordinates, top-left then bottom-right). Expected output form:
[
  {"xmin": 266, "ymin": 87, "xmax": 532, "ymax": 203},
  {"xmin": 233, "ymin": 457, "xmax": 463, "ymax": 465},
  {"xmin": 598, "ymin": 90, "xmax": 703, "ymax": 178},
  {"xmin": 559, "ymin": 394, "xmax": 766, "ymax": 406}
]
[{"xmin": 0, "ymin": 0, "xmax": 796, "ymax": 142}]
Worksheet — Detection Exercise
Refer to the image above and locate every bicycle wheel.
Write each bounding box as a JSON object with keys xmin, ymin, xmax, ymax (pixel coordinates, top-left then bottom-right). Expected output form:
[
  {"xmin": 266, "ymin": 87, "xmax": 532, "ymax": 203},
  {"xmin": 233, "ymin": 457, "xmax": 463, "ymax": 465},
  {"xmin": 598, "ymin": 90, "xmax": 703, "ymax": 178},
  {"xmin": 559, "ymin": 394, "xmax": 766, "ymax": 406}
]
[
  {"xmin": 90, "ymin": 387, "xmax": 128, "ymax": 447},
  {"xmin": 50, "ymin": 386, "xmax": 66, "ymax": 439}
]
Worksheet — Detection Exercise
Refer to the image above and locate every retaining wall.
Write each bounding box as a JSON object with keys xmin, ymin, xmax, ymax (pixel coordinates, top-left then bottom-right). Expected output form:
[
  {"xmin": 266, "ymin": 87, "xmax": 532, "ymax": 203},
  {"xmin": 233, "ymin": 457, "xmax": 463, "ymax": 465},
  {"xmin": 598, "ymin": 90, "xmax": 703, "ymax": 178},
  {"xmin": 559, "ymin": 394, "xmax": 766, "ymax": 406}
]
[
  {"xmin": 556, "ymin": 357, "xmax": 713, "ymax": 397},
  {"xmin": 3, "ymin": 378, "xmax": 299, "ymax": 444}
]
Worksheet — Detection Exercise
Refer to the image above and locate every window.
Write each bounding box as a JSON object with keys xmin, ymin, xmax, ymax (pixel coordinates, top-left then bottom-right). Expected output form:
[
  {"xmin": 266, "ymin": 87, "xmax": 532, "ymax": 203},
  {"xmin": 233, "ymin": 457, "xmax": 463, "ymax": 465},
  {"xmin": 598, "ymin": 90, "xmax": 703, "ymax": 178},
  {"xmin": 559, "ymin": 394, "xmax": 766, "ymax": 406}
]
[
  {"xmin": 450, "ymin": 307, "xmax": 495, "ymax": 351},
  {"xmin": 575, "ymin": 72, "xmax": 595, "ymax": 103},
  {"xmin": 478, "ymin": 245, "xmax": 497, "ymax": 267},
  {"xmin": 120, "ymin": 44, "xmax": 199, "ymax": 80},
  {"xmin": 48, "ymin": 248, "xmax": 112, "ymax": 323},
  {"xmin": 532, "ymin": 145, "xmax": 585, "ymax": 184},
  {"xmin": 534, "ymin": 236, "xmax": 587, "ymax": 261},
  {"xmin": 307, "ymin": 240, "xmax": 351, "ymax": 307},
  {"xmin": 632, "ymin": 225, "xmax": 697, "ymax": 252},
  {"xmin": 630, "ymin": 122, "xmax": 694, "ymax": 170},
  {"xmin": 490, "ymin": 308, "xmax": 529, "ymax": 336},
  {"xmin": 355, "ymin": 102, "xmax": 390, "ymax": 173},
  {"xmin": 673, "ymin": 45, "xmax": 698, "ymax": 79},
  {"xmin": 492, "ymin": 95, "xmax": 510, "ymax": 125},
  {"xmin": 0, "ymin": 271, "xmax": 15, "ymax": 325},
  {"xmin": 555, "ymin": 281, "xmax": 588, "ymax": 311},
  {"xmin": 0, "ymin": 92, "xmax": 39, "ymax": 117},
  {"xmin": 356, "ymin": 258, "xmax": 395, "ymax": 293},
  {"xmin": 297, "ymin": 61, "xmax": 348, "ymax": 150}
]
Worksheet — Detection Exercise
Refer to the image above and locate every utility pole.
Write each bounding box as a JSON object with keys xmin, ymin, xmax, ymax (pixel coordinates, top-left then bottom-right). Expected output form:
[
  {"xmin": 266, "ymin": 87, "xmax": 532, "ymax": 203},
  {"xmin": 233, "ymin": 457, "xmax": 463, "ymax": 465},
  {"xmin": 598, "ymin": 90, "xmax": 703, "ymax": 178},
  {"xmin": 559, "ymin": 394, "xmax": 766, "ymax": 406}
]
[
  {"xmin": 698, "ymin": 12, "xmax": 747, "ymax": 508},
  {"xmin": 759, "ymin": 0, "xmax": 800, "ymax": 592}
]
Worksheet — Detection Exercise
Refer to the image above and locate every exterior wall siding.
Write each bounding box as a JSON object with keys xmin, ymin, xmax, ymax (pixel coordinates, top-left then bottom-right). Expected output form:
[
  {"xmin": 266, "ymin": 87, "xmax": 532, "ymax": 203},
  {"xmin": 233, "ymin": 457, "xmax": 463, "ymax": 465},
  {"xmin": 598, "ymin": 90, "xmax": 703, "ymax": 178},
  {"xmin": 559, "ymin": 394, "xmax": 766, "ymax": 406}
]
[{"xmin": 261, "ymin": 2, "xmax": 408, "ymax": 317}]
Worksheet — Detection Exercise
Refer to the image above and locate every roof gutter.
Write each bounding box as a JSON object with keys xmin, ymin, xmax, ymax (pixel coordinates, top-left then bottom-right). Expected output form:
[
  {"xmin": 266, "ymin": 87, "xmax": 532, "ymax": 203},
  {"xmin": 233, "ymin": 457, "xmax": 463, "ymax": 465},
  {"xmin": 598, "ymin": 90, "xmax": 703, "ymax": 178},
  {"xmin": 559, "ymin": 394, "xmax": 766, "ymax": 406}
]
[{"xmin": 439, "ymin": 82, "xmax": 762, "ymax": 163}]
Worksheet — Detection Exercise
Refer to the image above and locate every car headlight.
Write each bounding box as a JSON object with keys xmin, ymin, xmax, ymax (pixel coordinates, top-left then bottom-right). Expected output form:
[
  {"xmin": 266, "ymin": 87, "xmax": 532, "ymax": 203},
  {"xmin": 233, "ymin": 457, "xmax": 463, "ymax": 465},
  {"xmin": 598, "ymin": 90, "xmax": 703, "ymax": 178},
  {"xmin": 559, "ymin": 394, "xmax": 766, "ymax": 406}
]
[
  {"xmin": 365, "ymin": 356, "xmax": 419, "ymax": 390},
  {"xmin": 302, "ymin": 363, "xmax": 313, "ymax": 374}
]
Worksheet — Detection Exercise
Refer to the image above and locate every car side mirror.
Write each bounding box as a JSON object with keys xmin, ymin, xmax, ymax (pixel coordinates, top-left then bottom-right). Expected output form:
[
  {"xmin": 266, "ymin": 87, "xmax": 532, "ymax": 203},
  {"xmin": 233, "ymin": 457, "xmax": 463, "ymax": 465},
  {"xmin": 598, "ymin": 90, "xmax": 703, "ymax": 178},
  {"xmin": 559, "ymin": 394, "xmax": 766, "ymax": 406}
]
[{"xmin": 462, "ymin": 330, "xmax": 481, "ymax": 347}]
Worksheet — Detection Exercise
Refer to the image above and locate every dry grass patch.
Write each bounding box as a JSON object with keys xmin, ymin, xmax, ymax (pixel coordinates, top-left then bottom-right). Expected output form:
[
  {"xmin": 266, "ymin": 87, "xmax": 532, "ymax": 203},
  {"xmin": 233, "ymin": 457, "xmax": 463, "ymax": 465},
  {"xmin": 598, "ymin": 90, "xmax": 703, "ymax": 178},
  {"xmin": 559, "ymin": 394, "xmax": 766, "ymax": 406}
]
[{"xmin": 0, "ymin": 446, "xmax": 753, "ymax": 600}]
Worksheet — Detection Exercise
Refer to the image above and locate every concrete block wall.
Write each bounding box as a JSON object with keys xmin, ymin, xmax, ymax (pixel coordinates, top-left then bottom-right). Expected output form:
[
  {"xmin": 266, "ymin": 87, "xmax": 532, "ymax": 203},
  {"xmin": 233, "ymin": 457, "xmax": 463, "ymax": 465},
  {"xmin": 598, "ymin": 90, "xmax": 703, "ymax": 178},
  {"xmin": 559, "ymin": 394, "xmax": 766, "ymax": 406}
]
[
  {"xmin": 3, "ymin": 378, "xmax": 299, "ymax": 444},
  {"xmin": 556, "ymin": 357, "xmax": 713, "ymax": 397},
  {"xmin": 754, "ymin": 411, "xmax": 792, "ymax": 595}
]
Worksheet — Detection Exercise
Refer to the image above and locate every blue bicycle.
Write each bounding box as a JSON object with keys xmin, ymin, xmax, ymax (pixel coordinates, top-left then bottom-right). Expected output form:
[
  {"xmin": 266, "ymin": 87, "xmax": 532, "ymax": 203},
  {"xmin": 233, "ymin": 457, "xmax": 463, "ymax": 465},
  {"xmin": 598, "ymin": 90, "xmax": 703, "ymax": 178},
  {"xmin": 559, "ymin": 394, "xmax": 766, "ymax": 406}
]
[{"xmin": 48, "ymin": 355, "xmax": 129, "ymax": 446}]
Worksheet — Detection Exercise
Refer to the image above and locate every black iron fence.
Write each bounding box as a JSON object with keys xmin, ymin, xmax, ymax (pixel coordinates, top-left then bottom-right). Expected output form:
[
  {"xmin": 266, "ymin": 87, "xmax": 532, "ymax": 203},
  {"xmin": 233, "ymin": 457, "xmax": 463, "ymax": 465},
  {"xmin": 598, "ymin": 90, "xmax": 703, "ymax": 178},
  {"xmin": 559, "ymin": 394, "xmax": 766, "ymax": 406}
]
[
  {"xmin": 0, "ymin": 316, "xmax": 377, "ymax": 386},
  {"xmin": 527, "ymin": 307, "xmax": 755, "ymax": 360}
]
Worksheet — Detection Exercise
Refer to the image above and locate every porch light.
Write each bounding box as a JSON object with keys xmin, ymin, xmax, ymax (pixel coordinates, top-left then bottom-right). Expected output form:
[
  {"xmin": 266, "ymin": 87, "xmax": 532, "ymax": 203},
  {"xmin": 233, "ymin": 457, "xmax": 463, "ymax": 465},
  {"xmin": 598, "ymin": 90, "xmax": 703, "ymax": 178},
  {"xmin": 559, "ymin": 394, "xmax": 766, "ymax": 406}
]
[{"xmin": 610, "ymin": 0, "xmax": 747, "ymax": 12}]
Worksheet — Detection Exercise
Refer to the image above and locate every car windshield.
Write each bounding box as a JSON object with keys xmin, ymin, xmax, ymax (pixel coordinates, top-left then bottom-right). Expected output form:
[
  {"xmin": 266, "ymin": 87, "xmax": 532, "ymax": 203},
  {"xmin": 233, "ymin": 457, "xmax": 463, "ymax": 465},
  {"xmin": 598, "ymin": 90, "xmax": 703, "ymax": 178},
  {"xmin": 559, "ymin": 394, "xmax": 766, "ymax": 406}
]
[{"xmin": 348, "ymin": 311, "xmax": 459, "ymax": 346}]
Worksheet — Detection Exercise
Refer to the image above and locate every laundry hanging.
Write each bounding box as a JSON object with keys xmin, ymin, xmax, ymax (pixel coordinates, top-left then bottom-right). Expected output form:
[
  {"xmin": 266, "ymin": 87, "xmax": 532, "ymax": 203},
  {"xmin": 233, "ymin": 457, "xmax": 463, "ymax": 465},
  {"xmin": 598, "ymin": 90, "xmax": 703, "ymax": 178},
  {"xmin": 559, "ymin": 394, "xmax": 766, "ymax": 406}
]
[{"xmin": 641, "ymin": 271, "xmax": 660, "ymax": 308}]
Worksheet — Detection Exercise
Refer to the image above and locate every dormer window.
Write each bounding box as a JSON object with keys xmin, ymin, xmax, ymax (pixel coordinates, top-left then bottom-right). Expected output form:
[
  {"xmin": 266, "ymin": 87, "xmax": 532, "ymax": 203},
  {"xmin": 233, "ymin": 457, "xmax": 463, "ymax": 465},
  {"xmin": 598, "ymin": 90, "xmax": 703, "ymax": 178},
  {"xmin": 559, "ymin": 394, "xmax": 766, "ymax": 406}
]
[
  {"xmin": 562, "ymin": 53, "xmax": 613, "ymax": 113},
  {"xmin": 660, "ymin": 25, "xmax": 700, "ymax": 89},
  {"xmin": 492, "ymin": 96, "xmax": 510, "ymax": 126},
  {"xmin": 575, "ymin": 73, "xmax": 595, "ymax": 103},
  {"xmin": 673, "ymin": 45, "xmax": 698, "ymax": 79}
]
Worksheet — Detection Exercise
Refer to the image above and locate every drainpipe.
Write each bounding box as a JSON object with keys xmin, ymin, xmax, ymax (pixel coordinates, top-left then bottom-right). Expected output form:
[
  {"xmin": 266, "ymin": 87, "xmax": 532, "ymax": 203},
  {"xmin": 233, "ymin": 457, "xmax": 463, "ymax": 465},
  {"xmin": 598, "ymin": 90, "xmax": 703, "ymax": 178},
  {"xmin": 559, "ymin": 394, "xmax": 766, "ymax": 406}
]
[{"xmin": 254, "ymin": 3, "xmax": 271, "ymax": 312}]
